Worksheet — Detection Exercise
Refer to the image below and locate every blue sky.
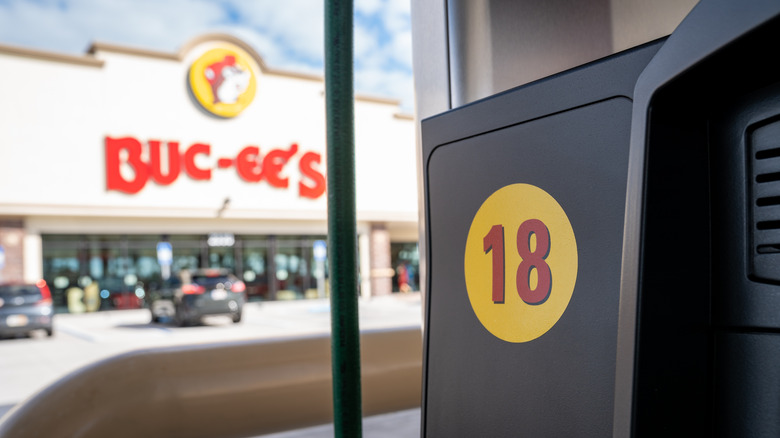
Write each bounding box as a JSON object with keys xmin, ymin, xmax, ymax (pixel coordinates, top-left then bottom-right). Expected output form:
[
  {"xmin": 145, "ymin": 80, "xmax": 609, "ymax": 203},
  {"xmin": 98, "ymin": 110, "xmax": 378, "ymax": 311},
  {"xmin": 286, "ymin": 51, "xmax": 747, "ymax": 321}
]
[{"xmin": 0, "ymin": 0, "xmax": 414, "ymax": 112}]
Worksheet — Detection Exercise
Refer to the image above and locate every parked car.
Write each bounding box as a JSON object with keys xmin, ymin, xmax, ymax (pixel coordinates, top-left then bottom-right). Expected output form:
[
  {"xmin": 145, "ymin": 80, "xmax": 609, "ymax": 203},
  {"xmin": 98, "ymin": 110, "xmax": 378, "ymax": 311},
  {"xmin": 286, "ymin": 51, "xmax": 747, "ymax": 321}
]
[
  {"xmin": 149, "ymin": 269, "xmax": 246, "ymax": 327},
  {"xmin": 0, "ymin": 280, "xmax": 54, "ymax": 337},
  {"xmin": 146, "ymin": 277, "xmax": 181, "ymax": 322},
  {"xmin": 98, "ymin": 277, "xmax": 145, "ymax": 310}
]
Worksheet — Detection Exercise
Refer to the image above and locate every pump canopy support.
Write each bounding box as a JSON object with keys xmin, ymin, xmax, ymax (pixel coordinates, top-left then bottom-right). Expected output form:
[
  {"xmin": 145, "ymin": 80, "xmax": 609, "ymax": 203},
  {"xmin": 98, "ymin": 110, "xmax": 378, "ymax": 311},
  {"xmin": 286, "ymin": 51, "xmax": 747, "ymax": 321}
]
[{"xmin": 324, "ymin": 1, "xmax": 363, "ymax": 437}]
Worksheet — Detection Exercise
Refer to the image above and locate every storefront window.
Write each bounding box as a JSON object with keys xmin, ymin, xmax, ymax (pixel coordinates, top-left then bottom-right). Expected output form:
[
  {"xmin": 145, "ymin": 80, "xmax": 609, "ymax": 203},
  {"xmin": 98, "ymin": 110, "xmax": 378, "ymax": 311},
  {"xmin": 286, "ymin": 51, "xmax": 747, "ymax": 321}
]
[
  {"xmin": 309, "ymin": 239, "xmax": 328, "ymax": 299},
  {"xmin": 42, "ymin": 233, "xmax": 331, "ymax": 312},
  {"xmin": 172, "ymin": 254, "xmax": 199, "ymax": 272},
  {"xmin": 242, "ymin": 246, "xmax": 269, "ymax": 301},
  {"xmin": 136, "ymin": 256, "xmax": 158, "ymax": 279},
  {"xmin": 169, "ymin": 235, "xmax": 201, "ymax": 273},
  {"xmin": 391, "ymin": 242, "xmax": 419, "ymax": 293},
  {"xmin": 275, "ymin": 236, "xmax": 307, "ymax": 300},
  {"xmin": 89, "ymin": 256, "xmax": 104, "ymax": 279},
  {"xmin": 83, "ymin": 237, "xmax": 118, "ymax": 311},
  {"xmin": 42, "ymin": 243, "xmax": 81, "ymax": 312},
  {"xmin": 208, "ymin": 246, "xmax": 236, "ymax": 271}
]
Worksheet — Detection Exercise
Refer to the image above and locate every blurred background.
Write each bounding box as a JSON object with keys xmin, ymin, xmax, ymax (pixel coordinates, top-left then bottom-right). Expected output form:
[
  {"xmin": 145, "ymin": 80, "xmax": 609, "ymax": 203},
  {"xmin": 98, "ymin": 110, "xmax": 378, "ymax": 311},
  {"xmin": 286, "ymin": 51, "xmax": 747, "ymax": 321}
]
[
  {"xmin": 0, "ymin": 0, "xmax": 418, "ymax": 314},
  {"xmin": 0, "ymin": 1, "xmax": 421, "ymax": 435}
]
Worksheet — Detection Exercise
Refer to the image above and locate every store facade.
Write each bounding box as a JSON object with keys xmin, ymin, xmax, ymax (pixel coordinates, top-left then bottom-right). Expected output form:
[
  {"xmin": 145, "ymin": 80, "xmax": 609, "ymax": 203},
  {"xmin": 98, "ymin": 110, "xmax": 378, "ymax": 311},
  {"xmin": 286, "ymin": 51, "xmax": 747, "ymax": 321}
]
[{"xmin": 0, "ymin": 34, "xmax": 418, "ymax": 312}]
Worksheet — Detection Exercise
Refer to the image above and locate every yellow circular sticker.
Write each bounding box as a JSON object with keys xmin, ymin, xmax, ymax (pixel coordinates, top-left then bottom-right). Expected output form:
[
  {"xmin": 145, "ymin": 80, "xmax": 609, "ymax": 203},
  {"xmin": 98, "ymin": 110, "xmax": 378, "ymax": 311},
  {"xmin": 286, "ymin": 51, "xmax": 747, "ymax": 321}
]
[
  {"xmin": 464, "ymin": 183, "xmax": 578, "ymax": 343},
  {"xmin": 189, "ymin": 45, "xmax": 257, "ymax": 118}
]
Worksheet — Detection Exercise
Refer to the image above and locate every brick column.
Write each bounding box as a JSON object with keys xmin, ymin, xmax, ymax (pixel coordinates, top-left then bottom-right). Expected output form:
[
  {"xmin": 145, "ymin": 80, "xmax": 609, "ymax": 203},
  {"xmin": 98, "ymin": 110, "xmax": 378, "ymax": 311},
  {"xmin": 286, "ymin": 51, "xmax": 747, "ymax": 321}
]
[
  {"xmin": 369, "ymin": 223, "xmax": 393, "ymax": 296},
  {"xmin": 0, "ymin": 220, "xmax": 25, "ymax": 283}
]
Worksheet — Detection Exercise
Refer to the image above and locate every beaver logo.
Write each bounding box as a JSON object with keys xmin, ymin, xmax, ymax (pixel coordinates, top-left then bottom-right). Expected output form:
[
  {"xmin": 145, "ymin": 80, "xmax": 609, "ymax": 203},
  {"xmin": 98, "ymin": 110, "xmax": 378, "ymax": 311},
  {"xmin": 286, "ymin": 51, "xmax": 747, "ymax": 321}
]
[
  {"xmin": 189, "ymin": 45, "xmax": 257, "ymax": 118},
  {"xmin": 204, "ymin": 55, "xmax": 250, "ymax": 104}
]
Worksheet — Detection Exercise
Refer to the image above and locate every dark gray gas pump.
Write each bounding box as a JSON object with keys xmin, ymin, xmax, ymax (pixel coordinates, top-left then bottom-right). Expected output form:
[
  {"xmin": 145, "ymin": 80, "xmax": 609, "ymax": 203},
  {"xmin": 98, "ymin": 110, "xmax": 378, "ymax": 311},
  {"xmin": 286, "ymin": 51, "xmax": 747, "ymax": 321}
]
[
  {"xmin": 617, "ymin": 1, "xmax": 780, "ymax": 436},
  {"xmin": 420, "ymin": 40, "xmax": 661, "ymax": 437},
  {"xmin": 418, "ymin": 1, "xmax": 780, "ymax": 436}
]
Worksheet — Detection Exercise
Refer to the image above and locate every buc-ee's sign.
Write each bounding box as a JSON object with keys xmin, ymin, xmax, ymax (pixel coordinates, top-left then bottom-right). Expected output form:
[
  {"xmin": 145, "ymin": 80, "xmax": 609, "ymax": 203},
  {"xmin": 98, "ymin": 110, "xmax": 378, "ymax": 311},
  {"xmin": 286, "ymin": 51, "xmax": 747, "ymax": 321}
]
[
  {"xmin": 104, "ymin": 41, "xmax": 327, "ymax": 199},
  {"xmin": 105, "ymin": 136, "xmax": 326, "ymax": 199}
]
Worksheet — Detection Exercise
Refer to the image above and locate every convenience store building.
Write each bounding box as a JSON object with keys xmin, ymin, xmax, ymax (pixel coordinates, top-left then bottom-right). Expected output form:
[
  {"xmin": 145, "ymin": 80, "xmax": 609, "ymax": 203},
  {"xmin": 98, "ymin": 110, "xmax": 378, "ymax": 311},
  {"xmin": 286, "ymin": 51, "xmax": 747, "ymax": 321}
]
[{"xmin": 0, "ymin": 34, "xmax": 418, "ymax": 312}]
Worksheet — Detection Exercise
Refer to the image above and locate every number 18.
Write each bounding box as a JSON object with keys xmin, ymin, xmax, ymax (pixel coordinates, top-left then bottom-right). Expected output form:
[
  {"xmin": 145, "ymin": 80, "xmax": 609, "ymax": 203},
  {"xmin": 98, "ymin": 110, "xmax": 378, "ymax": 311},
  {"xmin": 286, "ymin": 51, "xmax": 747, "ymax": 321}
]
[{"xmin": 483, "ymin": 219, "xmax": 552, "ymax": 306}]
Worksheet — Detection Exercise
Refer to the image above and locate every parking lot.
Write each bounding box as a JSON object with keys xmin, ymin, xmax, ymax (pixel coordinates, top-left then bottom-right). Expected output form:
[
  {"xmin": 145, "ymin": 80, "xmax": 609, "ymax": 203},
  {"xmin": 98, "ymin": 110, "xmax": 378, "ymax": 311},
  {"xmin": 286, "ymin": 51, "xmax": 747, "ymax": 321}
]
[{"xmin": 0, "ymin": 293, "xmax": 424, "ymax": 435}]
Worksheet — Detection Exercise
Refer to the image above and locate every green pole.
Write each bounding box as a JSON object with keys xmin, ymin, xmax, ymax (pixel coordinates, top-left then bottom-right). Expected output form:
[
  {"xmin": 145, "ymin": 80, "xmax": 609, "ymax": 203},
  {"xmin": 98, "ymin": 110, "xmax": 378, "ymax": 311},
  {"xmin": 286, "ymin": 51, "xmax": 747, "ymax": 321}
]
[{"xmin": 324, "ymin": 0, "xmax": 362, "ymax": 437}]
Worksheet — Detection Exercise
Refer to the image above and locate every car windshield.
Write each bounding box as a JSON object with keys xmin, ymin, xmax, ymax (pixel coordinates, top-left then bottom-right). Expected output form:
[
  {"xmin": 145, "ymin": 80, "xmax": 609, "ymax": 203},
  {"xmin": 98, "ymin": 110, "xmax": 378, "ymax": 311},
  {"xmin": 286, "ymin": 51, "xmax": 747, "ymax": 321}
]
[
  {"xmin": 191, "ymin": 275, "xmax": 232, "ymax": 288},
  {"xmin": 0, "ymin": 285, "xmax": 41, "ymax": 299}
]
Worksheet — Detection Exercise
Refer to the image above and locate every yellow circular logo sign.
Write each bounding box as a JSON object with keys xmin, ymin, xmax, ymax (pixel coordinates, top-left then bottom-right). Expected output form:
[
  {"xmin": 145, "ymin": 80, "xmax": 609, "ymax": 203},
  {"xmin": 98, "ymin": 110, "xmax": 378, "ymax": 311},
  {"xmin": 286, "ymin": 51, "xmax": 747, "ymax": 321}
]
[
  {"xmin": 189, "ymin": 45, "xmax": 257, "ymax": 118},
  {"xmin": 464, "ymin": 183, "xmax": 578, "ymax": 343}
]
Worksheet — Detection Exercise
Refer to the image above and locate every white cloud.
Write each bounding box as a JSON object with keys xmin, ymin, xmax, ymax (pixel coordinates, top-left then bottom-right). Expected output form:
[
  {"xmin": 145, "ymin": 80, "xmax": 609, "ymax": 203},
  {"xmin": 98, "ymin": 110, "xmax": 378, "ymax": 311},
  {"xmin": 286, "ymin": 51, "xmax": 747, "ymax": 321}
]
[
  {"xmin": 0, "ymin": 1, "xmax": 90, "ymax": 53},
  {"xmin": 356, "ymin": 0, "xmax": 383, "ymax": 16},
  {"xmin": 211, "ymin": 25, "xmax": 284, "ymax": 63},
  {"xmin": 354, "ymin": 23, "xmax": 380, "ymax": 63},
  {"xmin": 0, "ymin": 0, "xmax": 228, "ymax": 53},
  {"xmin": 230, "ymin": 0, "xmax": 324, "ymax": 64},
  {"xmin": 382, "ymin": 0, "xmax": 411, "ymax": 34},
  {"xmin": 389, "ymin": 29, "xmax": 413, "ymax": 70},
  {"xmin": 356, "ymin": 66, "xmax": 414, "ymax": 110}
]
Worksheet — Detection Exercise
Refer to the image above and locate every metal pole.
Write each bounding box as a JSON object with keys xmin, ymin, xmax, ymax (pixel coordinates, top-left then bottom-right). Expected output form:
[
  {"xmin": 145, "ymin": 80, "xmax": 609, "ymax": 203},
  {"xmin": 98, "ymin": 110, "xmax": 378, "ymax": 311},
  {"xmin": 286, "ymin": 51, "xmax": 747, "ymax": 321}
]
[{"xmin": 324, "ymin": 0, "xmax": 362, "ymax": 437}]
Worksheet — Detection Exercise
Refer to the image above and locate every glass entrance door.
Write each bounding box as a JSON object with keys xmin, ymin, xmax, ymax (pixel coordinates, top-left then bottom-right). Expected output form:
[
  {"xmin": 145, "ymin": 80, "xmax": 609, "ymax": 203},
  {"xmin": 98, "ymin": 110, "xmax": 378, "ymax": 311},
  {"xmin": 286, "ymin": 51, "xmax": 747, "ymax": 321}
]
[{"xmin": 274, "ymin": 237, "xmax": 307, "ymax": 300}]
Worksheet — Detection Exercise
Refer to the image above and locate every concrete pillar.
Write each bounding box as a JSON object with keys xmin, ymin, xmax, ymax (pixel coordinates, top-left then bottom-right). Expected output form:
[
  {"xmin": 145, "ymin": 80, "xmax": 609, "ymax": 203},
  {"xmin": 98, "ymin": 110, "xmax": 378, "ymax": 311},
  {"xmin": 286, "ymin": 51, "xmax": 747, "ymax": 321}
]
[
  {"xmin": 369, "ymin": 223, "xmax": 393, "ymax": 296},
  {"xmin": 0, "ymin": 220, "xmax": 25, "ymax": 283},
  {"xmin": 24, "ymin": 232, "xmax": 43, "ymax": 283},
  {"xmin": 359, "ymin": 232, "xmax": 372, "ymax": 299}
]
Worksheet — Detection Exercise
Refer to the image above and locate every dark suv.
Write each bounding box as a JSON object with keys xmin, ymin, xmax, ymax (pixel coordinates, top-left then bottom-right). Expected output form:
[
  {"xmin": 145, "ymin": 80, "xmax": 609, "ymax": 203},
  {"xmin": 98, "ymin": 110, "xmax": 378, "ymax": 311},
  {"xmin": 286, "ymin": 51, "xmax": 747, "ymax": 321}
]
[
  {"xmin": 149, "ymin": 269, "xmax": 246, "ymax": 327},
  {"xmin": 0, "ymin": 280, "xmax": 54, "ymax": 337}
]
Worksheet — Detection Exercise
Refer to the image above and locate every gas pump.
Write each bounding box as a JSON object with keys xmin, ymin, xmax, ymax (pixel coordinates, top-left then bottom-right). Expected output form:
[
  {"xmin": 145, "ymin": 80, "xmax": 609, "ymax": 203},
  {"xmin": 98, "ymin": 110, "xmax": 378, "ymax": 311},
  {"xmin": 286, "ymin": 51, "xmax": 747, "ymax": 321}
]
[{"xmin": 416, "ymin": 1, "xmax": 780, "ymax": 436}]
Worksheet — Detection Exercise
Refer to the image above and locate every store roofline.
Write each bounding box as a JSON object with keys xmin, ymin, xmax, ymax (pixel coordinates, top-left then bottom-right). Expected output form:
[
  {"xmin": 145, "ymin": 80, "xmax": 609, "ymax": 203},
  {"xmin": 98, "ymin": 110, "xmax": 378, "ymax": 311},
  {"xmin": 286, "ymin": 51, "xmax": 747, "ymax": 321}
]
[
  {"xmin": 0, "ymin": 34, "xmax": 410, "ymax": 111},
  {"xmin": 87, "ymin": 41, "xmax": 179, "ymax": 61},
  {"xmin": 0, "ymin": 42, "xmax": 104, "ymax": 67},
  {"xmin": 87, "ymin": 34, "xmax": 326, "ymax": 83},
  {"xmin": 394, "ymin": 113, "xmax": 415, "ymax": 120}
]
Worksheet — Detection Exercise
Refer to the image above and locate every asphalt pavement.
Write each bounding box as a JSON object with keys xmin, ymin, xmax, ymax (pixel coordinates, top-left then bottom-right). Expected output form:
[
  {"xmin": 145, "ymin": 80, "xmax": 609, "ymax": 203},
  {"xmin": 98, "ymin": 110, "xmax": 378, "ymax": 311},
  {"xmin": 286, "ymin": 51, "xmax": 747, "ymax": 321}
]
[{"xmin": 0, "ymin": 293, "xmax": 424, "ymax": 437}]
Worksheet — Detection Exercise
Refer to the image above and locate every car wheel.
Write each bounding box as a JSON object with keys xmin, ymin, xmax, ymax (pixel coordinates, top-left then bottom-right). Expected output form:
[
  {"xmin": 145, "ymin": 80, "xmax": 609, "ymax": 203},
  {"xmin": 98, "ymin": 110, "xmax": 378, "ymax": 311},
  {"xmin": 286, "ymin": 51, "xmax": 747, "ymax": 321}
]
[
  {"xmin": 232, "ymin": 312, "xmax": 242, "ymax": 323},
  {"xmin": 45, "ymin": 328, "xmax": 53, "ymax": 337}
]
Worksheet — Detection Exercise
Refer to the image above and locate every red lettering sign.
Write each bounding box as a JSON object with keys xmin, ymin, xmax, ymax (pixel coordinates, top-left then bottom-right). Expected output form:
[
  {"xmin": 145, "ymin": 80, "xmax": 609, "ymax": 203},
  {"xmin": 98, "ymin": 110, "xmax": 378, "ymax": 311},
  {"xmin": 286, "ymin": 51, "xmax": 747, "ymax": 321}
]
[
  {"xmin": 298, "ymin": 151, "xmax": 326, "ymax": 199},
  {"xmin": 183, "ymin": 143, "xmax": 211, "ymax": 180},
  {"xmin": 106, "ymin": 137, "xmax": 148, "ymax": 194},
  {"xmin": 236, "ymin": 146, "xmax": 263, "ymax": 182},
  {"xmin": 149, "ymin": 140, "xmax": 180, "ymax": 185},
  {"xmin": 105, "ymin": 136, "xmax": 326, "ymax": 199},
  {"xmin": 263, "ymin": 143, "xmax": 298, "ymax": 189}
]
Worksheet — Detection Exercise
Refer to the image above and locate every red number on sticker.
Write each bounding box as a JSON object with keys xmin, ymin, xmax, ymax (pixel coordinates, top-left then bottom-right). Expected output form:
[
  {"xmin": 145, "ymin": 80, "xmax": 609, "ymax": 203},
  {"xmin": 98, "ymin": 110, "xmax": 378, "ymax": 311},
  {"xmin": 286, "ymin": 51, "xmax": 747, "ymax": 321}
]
[
  {"xmin": 516, "ymin": 219, "xmax": 552, "ymax": 305},
  {"xmin": 483, "ymin": 225, "xmax": 505, "ymax": 303},
  {"xmin": 484, "ymin": 219, "xmax": 552, "ymax": 305}
]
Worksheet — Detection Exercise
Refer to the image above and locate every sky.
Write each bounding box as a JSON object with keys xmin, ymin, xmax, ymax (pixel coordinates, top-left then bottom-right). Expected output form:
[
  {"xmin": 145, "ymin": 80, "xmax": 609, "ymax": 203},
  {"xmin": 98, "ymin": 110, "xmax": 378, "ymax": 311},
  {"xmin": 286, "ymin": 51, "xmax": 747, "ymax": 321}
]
[{"xmin": 0, "ymin": 0, "xmax": 415, "ymax": 112}]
